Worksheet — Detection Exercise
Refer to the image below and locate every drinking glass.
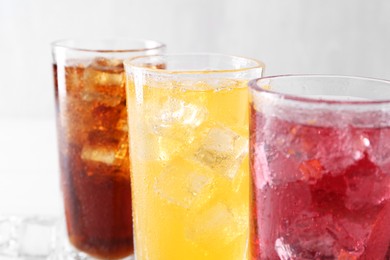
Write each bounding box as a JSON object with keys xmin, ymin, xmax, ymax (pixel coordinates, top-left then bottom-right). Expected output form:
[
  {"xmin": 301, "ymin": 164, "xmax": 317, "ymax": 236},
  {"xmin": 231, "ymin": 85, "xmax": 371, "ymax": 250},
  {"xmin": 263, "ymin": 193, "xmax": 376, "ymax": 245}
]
[
  {"xmin": 51, "ymin": 39, "xmax": 165, "ymax": 259},
  {"xmin": 249, "ymin": 75, "xmax": 390, "ymax": 259},
  {"xmin": 124, "ymin": 54, "xmax": 264, "ymax": 260}
]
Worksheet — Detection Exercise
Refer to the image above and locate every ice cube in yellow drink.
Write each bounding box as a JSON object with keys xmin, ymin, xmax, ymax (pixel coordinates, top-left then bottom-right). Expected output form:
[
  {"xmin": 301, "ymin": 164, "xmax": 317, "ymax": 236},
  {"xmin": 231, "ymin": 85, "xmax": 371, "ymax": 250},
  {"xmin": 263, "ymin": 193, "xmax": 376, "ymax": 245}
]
[{"xmin": 126, "ymin": 78, "xmax": 249, "ymax": 260}]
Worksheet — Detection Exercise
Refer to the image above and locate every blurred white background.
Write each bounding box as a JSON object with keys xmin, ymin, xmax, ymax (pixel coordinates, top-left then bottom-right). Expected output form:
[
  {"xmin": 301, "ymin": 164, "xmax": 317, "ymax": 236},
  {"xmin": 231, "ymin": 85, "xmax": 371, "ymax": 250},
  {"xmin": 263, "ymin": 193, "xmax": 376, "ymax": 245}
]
[
  {"xmin": 1, "ymin": 0, "xmax": 390, "ymax": 119},
  {"xmin": 0, "ymin": 0, "xmax": 390, "ymax": 214}
]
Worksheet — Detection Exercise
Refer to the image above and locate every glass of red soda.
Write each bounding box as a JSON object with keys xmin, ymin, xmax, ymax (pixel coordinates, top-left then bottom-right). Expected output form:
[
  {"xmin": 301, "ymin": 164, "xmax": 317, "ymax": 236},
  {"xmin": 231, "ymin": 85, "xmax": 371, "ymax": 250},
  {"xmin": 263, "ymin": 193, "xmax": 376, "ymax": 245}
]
[{"xmin": 249, "ymin": 75, "xmax": 390, "ymax": 259}]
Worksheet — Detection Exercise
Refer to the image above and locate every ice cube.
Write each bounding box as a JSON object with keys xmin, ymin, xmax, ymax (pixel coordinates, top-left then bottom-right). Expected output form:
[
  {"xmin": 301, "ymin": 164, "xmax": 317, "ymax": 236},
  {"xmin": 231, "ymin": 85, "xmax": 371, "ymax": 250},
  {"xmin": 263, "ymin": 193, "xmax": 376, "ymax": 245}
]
[
  {"xmin": 85, "ymin": 58, "xmax": 124, "ymax": 86},
  {"xmin": 326, "ymin": 216, "xmax": 368, "ymax": 257},
  {"xmin": 282, "ymin": 207, "xmax": 390, "ymax": 259},
  {"xmin": 131, "ymin": 131, "xmax": 182, "ymax": 162},
  {"xmin": 251, "ymin": 142, "xmax": 272, "ymax": 189},
  {"xmin": 82, "ymin": 58, "xmax": 125, "ymax": 107},
  {"xmin": 0, "ymin": 217, "xmax": 14, "ymax": 245},
  {"xmin": 154, "ymin": 158, "xmax": 213, "ymax": 208},
  {"xmin": 344, "ymin": 154, "xmax": 390, "ymax": 211},
  {"xmin": 193, "ymin": 126, "xmax": 248, "ymax": 180},
  {"xmin": 275, "ymin": 238, "xmax": 295, "ymax": 260},
  {"xmin": 361, "ymin": 201, "xmax": 390, "ymax": 259},
  {"xmin": 0, "ymin": 217, "xmax": 18, "ymax": 256},
  {"xmin": 81, "ymin": 145, "xmax": 115, "ymax": 165},
  {"xmin": 147, "ymin": 97, "xmax": 208, "ymax": 142},
  {"xmin": 283, "ymin": 213, "xmax": 336, "ymax": 258},
  {"xmin": 17, "ymin": 217, "xmax": 58, "ymax": 257},
  {"xmin": 315, "ymin": 130, "xmax": 371, "ymax": 175},
  {"xmin": 299, "ymin": 159, "xmax": 323, "ymax": 184},
  {"xmin": 262, "ymin": 145, "xmax": 303, "ymax": 186},
  {"xmin": 276, "ymin": 125, "xmax": 370, "ymax": 181},
  {"xmin": 185, "ymin": 203, "xmax": 247, "ymax": 250},
  {"xmin": 254, "ymin": 182, "xmax": 312, "ymax": 259},
  {"xmin": 81, "ymin": 130, "xmax": 128, "ymax": 166},
  {"xmin": 369, "ymin": 128, "xmax": 390, "ymax": 173},
  {"xmin": 64, "ymin": 65, "xmax": 85, "ymax": 94}
]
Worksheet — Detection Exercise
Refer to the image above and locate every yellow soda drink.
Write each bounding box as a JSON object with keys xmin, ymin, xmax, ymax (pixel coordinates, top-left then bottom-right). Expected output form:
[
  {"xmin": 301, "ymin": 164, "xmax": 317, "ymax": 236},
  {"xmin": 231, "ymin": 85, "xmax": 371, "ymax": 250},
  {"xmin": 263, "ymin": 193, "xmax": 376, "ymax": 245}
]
[{"xmin": 124, "ymin": 54, "xmax": 264, "ymax": 260}]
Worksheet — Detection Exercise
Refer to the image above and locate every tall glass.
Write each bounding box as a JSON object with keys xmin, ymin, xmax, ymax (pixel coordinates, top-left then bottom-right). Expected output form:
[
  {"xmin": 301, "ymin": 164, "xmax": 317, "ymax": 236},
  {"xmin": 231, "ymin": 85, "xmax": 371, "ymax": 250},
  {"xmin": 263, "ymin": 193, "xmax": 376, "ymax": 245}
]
[
  {"xmin": 52, "ymin": 39, "xmax": 165, "ymax": 259},
  {"xmin": 124, "ymin": 54, "xmax": 264, "ymax": 260},
  {"xmin": 249, "ymin": 75, "xmax": 390, "ymax": 259}
]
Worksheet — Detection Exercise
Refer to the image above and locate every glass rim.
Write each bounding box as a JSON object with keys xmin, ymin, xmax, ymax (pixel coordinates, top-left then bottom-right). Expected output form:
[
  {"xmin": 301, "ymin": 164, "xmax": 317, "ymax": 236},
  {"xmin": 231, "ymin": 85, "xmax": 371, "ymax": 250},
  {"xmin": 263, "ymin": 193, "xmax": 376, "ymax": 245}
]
[
  {"xmin": 249, "ymin": 74, "xmax": 390, "ymax": 105},
  {"xmin": 124, "ymin": 53, "xmax": 265, "ymax": 75},
  {"xmin": 51, "ymin": 38, "xmax": 166, "ymax": 53}
]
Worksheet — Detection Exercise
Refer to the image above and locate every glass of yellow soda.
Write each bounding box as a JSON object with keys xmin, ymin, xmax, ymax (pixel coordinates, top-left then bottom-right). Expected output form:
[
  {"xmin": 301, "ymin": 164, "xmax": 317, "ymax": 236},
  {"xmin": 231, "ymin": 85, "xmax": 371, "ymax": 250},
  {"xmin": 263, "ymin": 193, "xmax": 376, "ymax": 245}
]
[{"xmin": 124, "ymin": 54, "xmax": 264, "ymax": 260}]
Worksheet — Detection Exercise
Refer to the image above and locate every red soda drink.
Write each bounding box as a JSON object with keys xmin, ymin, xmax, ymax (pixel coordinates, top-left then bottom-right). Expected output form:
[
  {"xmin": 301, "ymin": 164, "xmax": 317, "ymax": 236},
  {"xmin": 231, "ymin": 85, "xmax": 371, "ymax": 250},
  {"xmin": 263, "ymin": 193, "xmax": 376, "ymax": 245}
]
[{"xmin": 249, "ymin": 75, "xmax": 390, "ymax": 259}]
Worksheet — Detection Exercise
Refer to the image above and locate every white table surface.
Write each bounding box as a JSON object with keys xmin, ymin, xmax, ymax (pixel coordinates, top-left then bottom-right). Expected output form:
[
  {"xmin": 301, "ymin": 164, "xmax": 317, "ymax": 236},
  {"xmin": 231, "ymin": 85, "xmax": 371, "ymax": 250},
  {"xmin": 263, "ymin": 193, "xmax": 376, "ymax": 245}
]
[{"xmin": 0, "ymin": 118, "xmax": 62, "ymax": 216}]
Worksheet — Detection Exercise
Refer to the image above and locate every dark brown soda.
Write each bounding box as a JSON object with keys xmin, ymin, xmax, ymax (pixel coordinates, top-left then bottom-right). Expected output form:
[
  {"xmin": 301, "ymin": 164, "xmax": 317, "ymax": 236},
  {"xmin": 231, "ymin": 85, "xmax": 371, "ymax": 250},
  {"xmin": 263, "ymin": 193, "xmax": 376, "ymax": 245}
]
[{"xmin": 53, "ymin": 58, "xmax": 133, "ymax": 259}]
